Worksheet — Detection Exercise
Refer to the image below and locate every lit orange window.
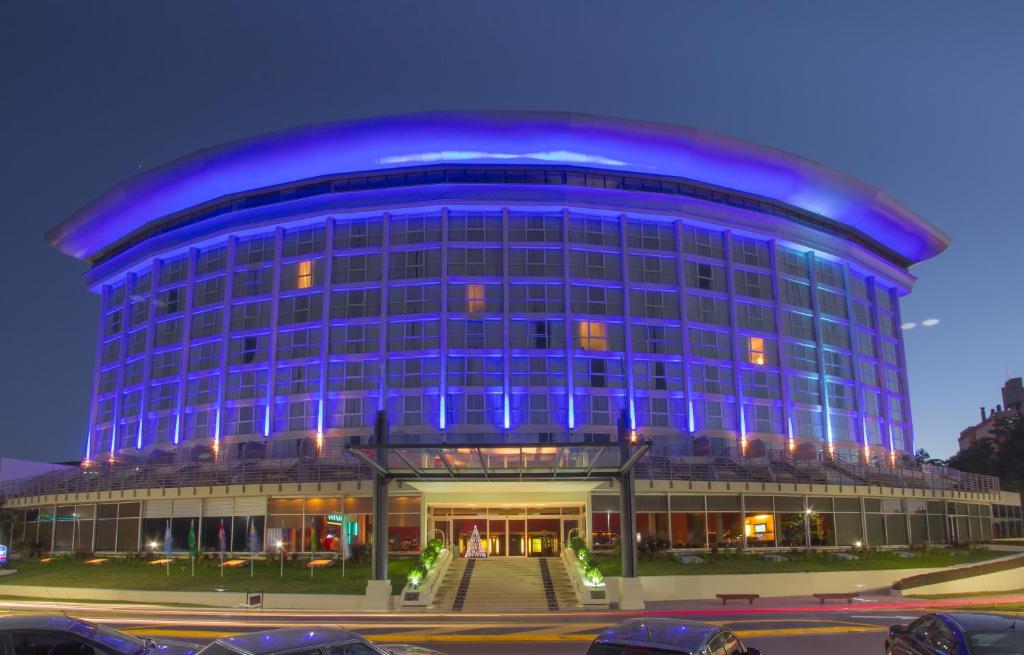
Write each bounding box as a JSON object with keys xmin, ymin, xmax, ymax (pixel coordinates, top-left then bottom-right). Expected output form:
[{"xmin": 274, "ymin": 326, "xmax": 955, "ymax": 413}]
[
  {"xmin": 578, "ymin": 321, "xmax": 608, "ymax": 351},
  {"xmin": 466, "ymin": 283, "xmax": 485, "ymax": 313},
  {"xmin": 748, "ymin": 336, "xmax": 765, "ymax": 366},
  {"xmin": 296, "ymin": 260, "xmax": 313, "ymax": 289}
]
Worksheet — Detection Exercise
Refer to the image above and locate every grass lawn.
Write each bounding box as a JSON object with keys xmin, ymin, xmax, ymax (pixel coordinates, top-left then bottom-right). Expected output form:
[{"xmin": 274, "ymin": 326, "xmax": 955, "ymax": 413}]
[
  {"xmin": 593, "ymin": 548, "xmax": 1005, "ymax": 577},
  {"xmin": 0, "ymin": 557, "xmax": 414, "ymax": 595}
]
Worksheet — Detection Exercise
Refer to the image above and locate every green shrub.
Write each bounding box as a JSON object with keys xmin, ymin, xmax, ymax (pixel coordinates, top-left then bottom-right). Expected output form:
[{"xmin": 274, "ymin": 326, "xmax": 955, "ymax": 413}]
[{"xmin": 407, "ymin": 561, "xmax": 428, "ymax": 587}]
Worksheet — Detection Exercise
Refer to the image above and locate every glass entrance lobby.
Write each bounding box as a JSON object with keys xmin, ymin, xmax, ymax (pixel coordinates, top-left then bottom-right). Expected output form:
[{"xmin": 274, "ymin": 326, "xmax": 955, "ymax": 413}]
[{"xmin": 428, "ymin": 505, "xmax": 584, "ymax": 557}]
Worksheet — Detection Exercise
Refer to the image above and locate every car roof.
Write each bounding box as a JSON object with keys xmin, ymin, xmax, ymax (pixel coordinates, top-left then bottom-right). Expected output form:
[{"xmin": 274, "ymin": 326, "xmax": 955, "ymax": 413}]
[
  {"xmin": 215, "ymin": 628, "xmax": 365, "ymax": 655},
  {"xmin": 938, "ymin": 612, "xmax": 1022, "ymax": 632},
  {"xmin": 0, "ymin": 616, "xmax": 83, "ymax": 632},
  {"xmin": 593, "ymin": 618, "xmax": 722, "ymax": 653}
]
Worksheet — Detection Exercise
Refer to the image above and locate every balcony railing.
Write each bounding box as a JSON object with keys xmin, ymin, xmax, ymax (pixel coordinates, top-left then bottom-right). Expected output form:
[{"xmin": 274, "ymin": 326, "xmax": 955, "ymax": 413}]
[{"xmin": 0, "ymin": 445, "xmax": 999, "ymax": 501}]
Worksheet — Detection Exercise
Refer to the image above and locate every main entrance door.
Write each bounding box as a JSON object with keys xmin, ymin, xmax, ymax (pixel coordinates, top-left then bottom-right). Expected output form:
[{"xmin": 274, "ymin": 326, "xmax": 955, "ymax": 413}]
[{"xmin": 429, "ymin": 505, "xmax": 583, "ymax": 558}]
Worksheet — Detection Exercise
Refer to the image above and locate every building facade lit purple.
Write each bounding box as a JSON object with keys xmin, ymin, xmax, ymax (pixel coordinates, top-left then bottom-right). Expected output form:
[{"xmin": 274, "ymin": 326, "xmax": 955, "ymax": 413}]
[{"xmin": 49, "ymin": 112, "xmax": 950, "ymax": 465}]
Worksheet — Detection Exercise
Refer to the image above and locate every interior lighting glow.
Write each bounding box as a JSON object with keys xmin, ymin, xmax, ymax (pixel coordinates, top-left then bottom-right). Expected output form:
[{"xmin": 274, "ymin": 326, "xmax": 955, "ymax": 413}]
[
  {"xmin": 296, "ymin": 260, "xmax": 313, "ymax": 289},
  {"xmin": 466, "ymin": 283, "xmax": 485, "ymax": 313},
  {"xmin": 577, "ymin": 321, "xmax": 608, "ymax": 351},
  {"xmin": 748, "ymin": 336, "xmax": 765, "ymax": 366},
  {"xmin": 900, "ymin": 322, "xmax": 916, "ymax": 330},
  {"xmin": 921, "ymin": 318, "xmax": 940, "ymax": 327}
]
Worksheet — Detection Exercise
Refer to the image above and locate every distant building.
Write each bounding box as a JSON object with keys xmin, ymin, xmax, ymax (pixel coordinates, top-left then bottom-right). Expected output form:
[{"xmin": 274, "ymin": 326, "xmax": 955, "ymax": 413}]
[{"xmin": 958, "ymin": 378, "xmax": 1024, "ymax": 451}]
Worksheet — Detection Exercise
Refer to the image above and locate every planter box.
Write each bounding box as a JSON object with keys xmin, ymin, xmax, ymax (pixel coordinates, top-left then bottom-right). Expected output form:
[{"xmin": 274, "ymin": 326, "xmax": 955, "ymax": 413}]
[
  {"xmin": 398, "ymin": 547, "xmax": 452, "ymax": 608},
  {"xmin": 561, "ymin": 547, "xmax": 609, "ymax": 609}
]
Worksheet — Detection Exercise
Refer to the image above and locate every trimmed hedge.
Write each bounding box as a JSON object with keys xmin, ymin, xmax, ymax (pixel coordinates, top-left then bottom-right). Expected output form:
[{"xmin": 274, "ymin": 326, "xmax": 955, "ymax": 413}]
[
  {"xmin": 893, "ymin": 554, "xmax": 1024, "ymax": 590},
  {"xmin": 406, "ymin": 538, "xmax": 445, "ymax": 587},
  {"xmin": 567, "ymin": 535, "xmax": 604, "ymax": 585}
]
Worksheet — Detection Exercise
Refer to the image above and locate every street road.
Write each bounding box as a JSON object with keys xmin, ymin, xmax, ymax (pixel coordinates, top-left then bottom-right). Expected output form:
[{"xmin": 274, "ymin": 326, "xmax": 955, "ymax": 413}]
[{"xmin": 0, "ymin": 597, "xmax": 1004, "ymax": 655}]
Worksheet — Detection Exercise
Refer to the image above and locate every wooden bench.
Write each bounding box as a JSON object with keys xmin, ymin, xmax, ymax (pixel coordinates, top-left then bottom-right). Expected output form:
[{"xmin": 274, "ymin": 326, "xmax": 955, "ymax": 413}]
[
  {"xmin": 813, "ymin": 592, "xmax": 858, "ymax": 604},
  {"xmin": 716, "ymin": 593, "xmax": 759, "ymax": 605}
]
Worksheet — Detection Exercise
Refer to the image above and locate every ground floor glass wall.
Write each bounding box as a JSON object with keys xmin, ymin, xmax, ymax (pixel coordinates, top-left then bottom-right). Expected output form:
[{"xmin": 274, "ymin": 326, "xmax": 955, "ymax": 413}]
[
  {"xmin": 428, "ymin": 505, "xmax": 582, "ymax": 557},
  {"xmin": 591, "ymin": 494, "xmax": 995, "ymax": 549}
]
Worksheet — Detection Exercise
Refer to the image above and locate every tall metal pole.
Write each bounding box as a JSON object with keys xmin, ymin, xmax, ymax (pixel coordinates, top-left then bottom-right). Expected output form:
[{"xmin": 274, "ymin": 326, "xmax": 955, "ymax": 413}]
[
  {"xmin": 617, "ymin": 409, "xmax": 638, "ymax": 578},
  {"xmin": 372, "ymin": 410, "xmax": 390, "ymax": 581}
]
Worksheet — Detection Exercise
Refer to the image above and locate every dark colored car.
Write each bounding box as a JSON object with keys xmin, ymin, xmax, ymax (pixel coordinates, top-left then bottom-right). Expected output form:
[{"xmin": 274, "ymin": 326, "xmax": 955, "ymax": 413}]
[
  {"xmin": 196, "ymin": 628, "xmax": 444, "ymax": 655},
  {"xmin": 585, "ymin": 618, "xmax": 760, "ymax": 655},
  {"xmin": 0, "ymin": 615, "xmax": 201, "ymax": 655},
  {"xmin": 887, "ymin": 612, "xmax": 1024, "ymax": 654}
]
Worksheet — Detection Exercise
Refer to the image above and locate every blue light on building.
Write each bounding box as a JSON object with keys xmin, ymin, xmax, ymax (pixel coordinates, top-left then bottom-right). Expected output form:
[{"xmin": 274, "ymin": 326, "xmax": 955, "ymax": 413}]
[{"xmin": 47, "ymin": 112, "xmax": 945, "ymax": 464}]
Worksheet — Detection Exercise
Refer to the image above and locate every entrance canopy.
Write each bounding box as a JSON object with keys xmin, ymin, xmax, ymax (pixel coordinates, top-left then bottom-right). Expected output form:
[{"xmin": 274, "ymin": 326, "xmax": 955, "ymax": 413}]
[{"xmin": 346, "ymin": 441, "xmax": 650, "ymax": 481}]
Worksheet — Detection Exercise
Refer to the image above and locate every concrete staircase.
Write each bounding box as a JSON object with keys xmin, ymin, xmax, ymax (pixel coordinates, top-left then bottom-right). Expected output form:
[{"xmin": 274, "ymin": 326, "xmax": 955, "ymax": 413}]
[{"xmin": 430, "ymin": 557, "xmax": 580, "ymax": 611}]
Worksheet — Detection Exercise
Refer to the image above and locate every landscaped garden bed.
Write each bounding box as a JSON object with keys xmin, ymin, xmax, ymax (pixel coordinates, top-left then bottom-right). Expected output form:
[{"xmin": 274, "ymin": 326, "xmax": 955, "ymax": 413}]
[
  {"xmin": 593, "ymin": 547, "xmax": 1002, "ymax": 577},
  {"xmin": 0, "ymin": 554, "xmax": 414, "ymax": 594}
]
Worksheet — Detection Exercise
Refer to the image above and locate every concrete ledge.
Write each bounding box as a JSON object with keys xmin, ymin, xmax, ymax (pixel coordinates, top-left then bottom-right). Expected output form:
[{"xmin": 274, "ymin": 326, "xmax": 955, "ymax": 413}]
[
  {"xmin": 0, "ymin": 583, "xmax": 394, "ymax": 610},
  {"xmin": 398, "ymin": 548, "xmax": 452, "ymax": 609},
  {"xmin": 638, "ymin": 567, "xmax": 943, "ymax": 602},
  {"xmin": 895, "ymin": 566, "xmax": 1024, "ymax": 597}
]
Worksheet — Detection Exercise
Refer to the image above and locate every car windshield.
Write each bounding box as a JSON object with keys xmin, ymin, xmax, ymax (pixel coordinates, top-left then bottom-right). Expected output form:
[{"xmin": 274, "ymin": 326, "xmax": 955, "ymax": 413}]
[
  {"xmin": 586, "ymin": 643, "xmax": 692, "ymax": 655},
  {"xmin": 968, "ymin": 630, "xmax": 1024, "ymax": 654},
  {"xmin": 68, "ymin": 621, "xmax": 147, "ymax": 655}
]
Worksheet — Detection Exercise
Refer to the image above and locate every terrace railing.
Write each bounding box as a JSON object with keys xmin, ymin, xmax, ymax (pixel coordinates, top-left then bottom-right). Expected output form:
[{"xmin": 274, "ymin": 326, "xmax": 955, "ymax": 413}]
[{"xmin": 0, "ymin": 443, "xmax": 999, "ymax": 501}]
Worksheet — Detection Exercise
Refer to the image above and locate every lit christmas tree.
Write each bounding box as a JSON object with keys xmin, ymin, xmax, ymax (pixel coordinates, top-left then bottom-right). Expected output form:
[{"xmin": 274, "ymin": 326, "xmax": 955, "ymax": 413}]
[{"xmin": 464, "ymin": 524, "xmax": 488, "ymax": 558}]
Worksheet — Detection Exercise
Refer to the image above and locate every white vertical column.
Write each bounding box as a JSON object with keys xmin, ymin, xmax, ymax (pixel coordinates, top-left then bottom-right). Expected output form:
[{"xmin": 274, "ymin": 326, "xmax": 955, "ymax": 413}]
[
  {"xmin": 890, "ymin": 288, "xmax": 916, "ymax": 454},
  {"xmin": 673, "ymin": 221, "xmax": 697, "ymax": 444},
  {"xmin": 318, "ymin": 218, "xmax": 336, "ymax": 450},
  {"xmin": 806, "ymin": 252, "xmax": 833, "ymax": 453},
  {"xmin": 617, "ymin": 215, "xmax": 637, "ymax": 433},
  {"xmin": 214, "ymin": 236, "xmax": 238, "ymax": 454},
  {"xmin": 560, "ymin": 209, "xmax": 577, "ymax": 433},
  {"xmin": 109, "ymin": 275, "xmax": 134, "ymax": 456},
  {"xmin": 377, "ymin": 214, "xmax": 391, "ymax": 414},
  {"xmin": 136, "ymin": 259, "xmax": 162, "ymax": 451},
  {"xmin": 841, "ymin": 262, "xmax": 867, "ymax": 453},
  {"xmin": 500, "ymin": 208, "xmax": 511, "ymax": 435},
  {"xmin": 264, "ymin": 228, "xmax": 285, "ymax": 439},
  {"xmin": 439, "ymin": 208, "xmax": 450, "ymax": 433},
  {"xmin": 86, "ymin": 286, "xmax": 109, "ymax": 461},
  {"xmin": 722, "ymin": 231, "xmax": 748, "ymax": 450},
  {"xmin": 767, "ymin": 241, "xmax": 794, "ymax": 449},
  {"xmin": 867, "ymin": 276, "xmax": 895, "ymax": 457},
  {"xmin": 173, "ymin": 248, "xmax": 198, "ymax": 446}
]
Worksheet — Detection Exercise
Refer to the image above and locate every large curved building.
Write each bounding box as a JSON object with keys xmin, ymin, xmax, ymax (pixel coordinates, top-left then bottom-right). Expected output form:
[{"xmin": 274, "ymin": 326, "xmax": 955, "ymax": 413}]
[
  {"xmin": 50, "ymin": 111, "xmax": 946, "ymax": 463},
  {"xmin": 11, "ymin": 111, "xmax": 1011, "ymax": 564}
]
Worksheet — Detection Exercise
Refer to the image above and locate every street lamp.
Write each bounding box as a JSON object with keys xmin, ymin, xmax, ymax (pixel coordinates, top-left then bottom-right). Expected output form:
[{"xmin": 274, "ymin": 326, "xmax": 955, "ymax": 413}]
[{"xmin": 276, "ymin": 540, "xmax": 284, "ymax": 577}]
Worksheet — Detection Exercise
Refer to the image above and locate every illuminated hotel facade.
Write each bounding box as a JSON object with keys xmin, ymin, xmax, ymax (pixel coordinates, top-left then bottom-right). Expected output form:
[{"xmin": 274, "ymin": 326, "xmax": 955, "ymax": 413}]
[{"xmin": 7, "ymin": 112, "xmax": 1013, "ymax": 558}]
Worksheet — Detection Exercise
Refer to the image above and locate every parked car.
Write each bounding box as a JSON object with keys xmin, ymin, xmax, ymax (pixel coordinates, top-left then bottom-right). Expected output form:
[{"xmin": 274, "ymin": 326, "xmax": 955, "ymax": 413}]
[
  {"xmin": 196, "ymin": 628, "xmax": 445, "ymax": 655},
  {"xmin": 0, "ymin": 615, "xmax": 201, "ymax": 655},
  {"xmin": 887, "ymin": 612, "xmax": 1024, "ymax": 654},
  {"xmin": 585, "ymin": 618, "xmax": 760, "ymax": 655}
]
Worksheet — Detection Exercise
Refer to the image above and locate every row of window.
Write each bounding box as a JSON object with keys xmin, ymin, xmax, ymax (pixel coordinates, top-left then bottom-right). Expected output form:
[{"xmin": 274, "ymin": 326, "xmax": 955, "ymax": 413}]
[{"xmin": 104, "ymin": 212, "xmax": 897, "ymax": 311}]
